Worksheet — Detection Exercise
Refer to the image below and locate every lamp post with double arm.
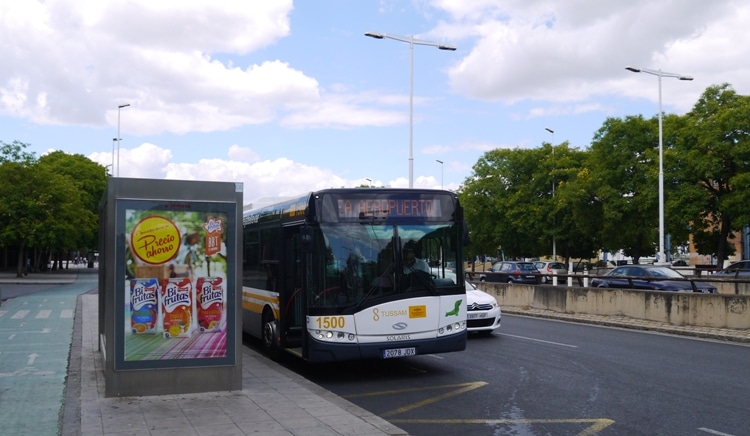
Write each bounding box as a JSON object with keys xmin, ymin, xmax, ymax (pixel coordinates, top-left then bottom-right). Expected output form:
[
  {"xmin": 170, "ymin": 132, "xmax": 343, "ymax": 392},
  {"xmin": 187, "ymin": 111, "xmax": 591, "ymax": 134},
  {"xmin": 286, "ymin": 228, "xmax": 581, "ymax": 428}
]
[
  {"xmin": 626, "ymin": 66, "xmax": 693, "ymax": 264},
  {"xmin": 365, "ymin": 32, "xmax": 456, "ymax": 188}
]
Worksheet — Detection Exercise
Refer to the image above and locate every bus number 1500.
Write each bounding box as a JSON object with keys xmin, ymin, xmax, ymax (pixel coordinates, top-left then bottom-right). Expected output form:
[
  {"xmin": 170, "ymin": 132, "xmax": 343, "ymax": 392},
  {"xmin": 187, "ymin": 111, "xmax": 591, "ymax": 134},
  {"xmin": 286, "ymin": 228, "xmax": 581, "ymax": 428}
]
[{"xmin": 314, "ymin": 316, "xmax": 346, "ymax": 329}]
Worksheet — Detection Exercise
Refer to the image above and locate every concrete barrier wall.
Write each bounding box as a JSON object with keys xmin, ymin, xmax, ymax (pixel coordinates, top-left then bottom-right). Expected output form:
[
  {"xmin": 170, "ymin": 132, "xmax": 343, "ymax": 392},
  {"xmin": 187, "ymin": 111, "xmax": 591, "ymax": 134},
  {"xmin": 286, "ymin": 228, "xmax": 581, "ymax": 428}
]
[{"xmin": 477, "ymin": 283, "xmax": 750, "ymax": 330}]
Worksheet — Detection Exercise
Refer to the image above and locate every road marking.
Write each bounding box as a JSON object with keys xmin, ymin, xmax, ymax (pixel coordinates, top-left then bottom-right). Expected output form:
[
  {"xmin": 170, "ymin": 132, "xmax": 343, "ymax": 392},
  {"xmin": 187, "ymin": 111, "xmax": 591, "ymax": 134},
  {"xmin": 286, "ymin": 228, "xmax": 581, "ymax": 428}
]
[
  {"xmin": 698, "ymin": 428, "xmax": 735, "ymax": 436},
  {"xmin": 0, "ymin": 367, "xmax": 55, "ymax": 377},
  {"xmin": 389, "ymin": 418, "xmax": 615, "ymax": 435},
  {"xmin": 28, "ymin": 353, "xmax": 39, "ymax": 365},
  {"xmin": 36, "ymin": 310, "xmax": 51, "ymax": 319},
  {"xmin": 60, "ymin": 309, "xmax": 73, "ymax": 318},
  {"xmin": 346, "ymin": 381, "xmax": 613, "ymax": 435},
  {"xmin": 500, "ymin": 333, "xmax": 578, "ymax": 348},
  {"xmin": 0, "ymin": 310, "xmax": 7, "ymax": 317},
  {"xmin": 345, "ymin": 382, "xmax": 488, "ymax": 417},
  {"xmin": 11, "ymin": 310, "xmax": 29, "ymax": 319}
]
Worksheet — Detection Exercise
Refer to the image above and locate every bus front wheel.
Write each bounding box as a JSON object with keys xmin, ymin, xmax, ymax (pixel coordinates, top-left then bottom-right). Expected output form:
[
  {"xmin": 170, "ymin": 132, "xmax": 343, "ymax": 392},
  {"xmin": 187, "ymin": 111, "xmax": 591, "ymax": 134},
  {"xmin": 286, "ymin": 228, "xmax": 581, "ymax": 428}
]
[{"xmin": 262, "ymin": 309, "xmax": 279, "ymax": 357}]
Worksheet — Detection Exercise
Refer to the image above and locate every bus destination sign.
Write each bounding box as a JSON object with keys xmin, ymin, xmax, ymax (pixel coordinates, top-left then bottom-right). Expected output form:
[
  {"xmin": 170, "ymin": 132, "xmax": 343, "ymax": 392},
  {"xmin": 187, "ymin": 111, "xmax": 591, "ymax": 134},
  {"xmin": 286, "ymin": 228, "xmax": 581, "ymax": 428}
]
[{"xmin": 337, "ymin": 198, "xmax": 442, "ymax": 219}]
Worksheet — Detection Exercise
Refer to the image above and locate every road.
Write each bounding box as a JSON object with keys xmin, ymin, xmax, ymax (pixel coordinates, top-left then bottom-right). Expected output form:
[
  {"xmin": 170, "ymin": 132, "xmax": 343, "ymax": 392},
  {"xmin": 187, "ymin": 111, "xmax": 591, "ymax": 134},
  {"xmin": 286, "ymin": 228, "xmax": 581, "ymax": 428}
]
[{"xmin": 271, "ymin": 315, "xmax": 750, "ymax": 436}]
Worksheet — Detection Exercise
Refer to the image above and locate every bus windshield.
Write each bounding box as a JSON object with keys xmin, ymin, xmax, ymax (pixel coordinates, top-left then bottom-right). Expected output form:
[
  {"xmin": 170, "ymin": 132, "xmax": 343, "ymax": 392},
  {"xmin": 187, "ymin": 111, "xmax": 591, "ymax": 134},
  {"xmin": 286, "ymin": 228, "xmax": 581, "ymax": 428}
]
[{"xmin": 313, "ymin": 221, "xmax": 463, "ymax": 311}]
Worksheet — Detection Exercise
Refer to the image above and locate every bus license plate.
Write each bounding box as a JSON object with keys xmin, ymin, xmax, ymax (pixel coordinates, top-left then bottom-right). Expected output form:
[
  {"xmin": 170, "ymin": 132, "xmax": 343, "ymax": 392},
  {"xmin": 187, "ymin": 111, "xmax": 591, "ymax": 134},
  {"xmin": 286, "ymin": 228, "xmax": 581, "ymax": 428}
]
[{"xmin": 383, "ymin": 347, "xmax": 416, "ymax": 359}]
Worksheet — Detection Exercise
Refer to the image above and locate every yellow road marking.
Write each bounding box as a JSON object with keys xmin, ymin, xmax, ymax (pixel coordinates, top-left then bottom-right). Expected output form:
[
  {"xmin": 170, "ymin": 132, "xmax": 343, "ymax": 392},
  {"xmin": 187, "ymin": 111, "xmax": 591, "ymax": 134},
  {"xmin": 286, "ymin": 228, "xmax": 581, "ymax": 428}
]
[
  {"xmin": 388, "ymin": 418, "xmax": 615, "ymax": 435},
  {"xmin": 345, "ymin": 381, "xmax": 615, "ymax": 434}
]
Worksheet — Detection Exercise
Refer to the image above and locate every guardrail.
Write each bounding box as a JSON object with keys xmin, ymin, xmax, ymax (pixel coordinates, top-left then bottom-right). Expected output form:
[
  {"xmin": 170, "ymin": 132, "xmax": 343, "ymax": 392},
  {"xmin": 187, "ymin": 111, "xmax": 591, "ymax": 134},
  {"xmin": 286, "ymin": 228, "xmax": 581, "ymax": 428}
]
[{"xmin": 467, "ymin": 270, "xmax": 750, "ymax": 295}]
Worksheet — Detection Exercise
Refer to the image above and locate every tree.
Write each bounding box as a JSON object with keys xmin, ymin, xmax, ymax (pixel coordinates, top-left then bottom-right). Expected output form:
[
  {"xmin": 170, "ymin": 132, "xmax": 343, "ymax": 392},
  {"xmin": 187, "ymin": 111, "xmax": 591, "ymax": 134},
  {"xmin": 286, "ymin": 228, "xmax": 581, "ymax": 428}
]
[
  {"xmin": 0, "ymin": 140, "xmax": 36, "ymax": 165},
  {"xmin": 672, "ymin": 83, "xmax": 750, "ymax": 267},
  {"xmin": 461, "ymin": 147, "xmax": 551, "ymax": 260},
  {"xmin": 587, "ymin": 115, "xmax": 660, "ymax": 263},
  {"xmin": 37, "ymin": 151, "xmax": 108, "ymax": 266}
]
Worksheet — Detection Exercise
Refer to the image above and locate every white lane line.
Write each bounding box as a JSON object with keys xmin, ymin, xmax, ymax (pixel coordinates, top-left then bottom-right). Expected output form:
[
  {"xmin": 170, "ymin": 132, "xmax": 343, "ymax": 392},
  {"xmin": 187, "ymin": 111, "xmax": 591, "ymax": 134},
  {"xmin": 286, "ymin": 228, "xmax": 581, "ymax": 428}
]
[
  {"xmin": 500, "ymin": 333, "xmax": 578, "ymax": 348},
  {"xmin": 698, "ymin": 428, "xmax": 735, "ymax": 436},
  {"xmin": 11, "ymin": 310, "xmax": 29, "ymax": 319},
  {"xmin": 35, "ymin": 310, "xmax": 51, "ymax": 319},
  {"xmin": 60, "ymin": 309, "xmax": 73, "ymax": 318},
  {"xmin": 0, "ymin": 310, "xmax": 7, "ymax": 317}
]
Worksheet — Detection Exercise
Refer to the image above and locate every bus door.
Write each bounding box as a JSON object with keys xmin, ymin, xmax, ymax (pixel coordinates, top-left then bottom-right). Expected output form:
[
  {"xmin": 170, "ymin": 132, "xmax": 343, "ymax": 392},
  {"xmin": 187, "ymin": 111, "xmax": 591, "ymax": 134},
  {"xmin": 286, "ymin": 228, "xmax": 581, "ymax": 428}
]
[{"xmin": 280, "ymin": 226, "xmax": 304, "ymax": 350}]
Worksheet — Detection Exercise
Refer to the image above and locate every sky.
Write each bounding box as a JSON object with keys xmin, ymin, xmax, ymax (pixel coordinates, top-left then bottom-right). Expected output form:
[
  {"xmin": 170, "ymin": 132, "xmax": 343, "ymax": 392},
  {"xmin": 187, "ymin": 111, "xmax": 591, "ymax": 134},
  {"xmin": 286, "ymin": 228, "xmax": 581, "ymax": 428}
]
[{"xmin": 2, "ymin": 0, "xmax": 749, "ymax": 208}]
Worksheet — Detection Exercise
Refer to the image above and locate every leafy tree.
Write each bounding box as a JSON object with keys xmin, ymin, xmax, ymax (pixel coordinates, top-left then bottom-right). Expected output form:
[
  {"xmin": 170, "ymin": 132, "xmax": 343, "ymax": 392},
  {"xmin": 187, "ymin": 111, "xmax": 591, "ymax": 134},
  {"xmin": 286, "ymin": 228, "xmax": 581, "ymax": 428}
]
[
  {"xmin": 459, "ymin": 147, "xmax": 557, "ymax": 261},
  {"xmin": 37, "ymin": 151, "xmax": 108, "ymax": 266},
  {"xmin": 587, "ymin": 115, "xmax": 660, "ymax": 263},
  {"xmin": 672, "ymin": 83, "xmax": 750, "ymax": 266},
  {"xmin": 546, "ymin": 144, "xmax": 600, "ymax": 261},
  {"xmin": 0, "ymin": 140, "xmax": 37, "ymax": 165}
]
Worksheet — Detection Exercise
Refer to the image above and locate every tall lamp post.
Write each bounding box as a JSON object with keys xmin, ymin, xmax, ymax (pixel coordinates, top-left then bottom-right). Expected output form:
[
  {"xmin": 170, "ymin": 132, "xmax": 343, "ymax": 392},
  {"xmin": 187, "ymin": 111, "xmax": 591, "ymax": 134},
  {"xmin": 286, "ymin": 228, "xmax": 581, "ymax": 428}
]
[
  {"xmin": 626, "ymin": 66, "xmax": 693, "ymax": 265},
  {"xmin": 117, "ymin": 103, "xmax": 130, "ymax": 177},
  {"xmin": 436, "ymin": 159, "xmax": 443, "ymax": 189},
  {"xmin": 545, "ymin": 127, "xmax": 556, "ymax": 260},
  {"xmin": 365, "ymin": 178, "xmax": 372, "ymax": 187},
  {"xmin": 365, "ymin": 31, "xmax": 456, "ymax": 188}
]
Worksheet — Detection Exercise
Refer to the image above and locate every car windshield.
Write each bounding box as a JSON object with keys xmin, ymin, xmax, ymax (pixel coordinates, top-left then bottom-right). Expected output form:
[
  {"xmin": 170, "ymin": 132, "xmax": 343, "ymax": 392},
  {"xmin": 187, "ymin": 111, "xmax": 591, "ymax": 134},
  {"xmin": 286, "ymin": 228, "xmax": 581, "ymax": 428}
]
[
  {"xmin": 518, "ymin": 263, "xmax": 537, "ymax": 271},
  {"xmin": 550, "ymin": 263, "xmax": 565, "ymax": 269}
]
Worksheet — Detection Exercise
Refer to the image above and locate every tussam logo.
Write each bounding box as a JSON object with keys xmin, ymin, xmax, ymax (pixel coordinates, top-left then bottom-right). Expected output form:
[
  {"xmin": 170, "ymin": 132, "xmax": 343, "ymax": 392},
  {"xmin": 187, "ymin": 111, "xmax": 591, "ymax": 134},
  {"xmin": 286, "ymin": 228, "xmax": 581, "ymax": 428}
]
[{"xmin": 392, "ymin": 322, "xmax": 408, "ymax": 330}]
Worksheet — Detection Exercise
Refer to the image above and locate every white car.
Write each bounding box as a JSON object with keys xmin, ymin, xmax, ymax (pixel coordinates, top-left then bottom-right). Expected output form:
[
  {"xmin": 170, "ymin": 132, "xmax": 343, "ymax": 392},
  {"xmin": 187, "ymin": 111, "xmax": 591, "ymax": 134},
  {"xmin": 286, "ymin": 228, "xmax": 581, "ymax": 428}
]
[
  {"xmin": 431, "ymin": 268, "xmax": 501, "ymax": 335},
  {"xmin": 465, "ymin": 280, "xmax": 502, "ymax": 334}
]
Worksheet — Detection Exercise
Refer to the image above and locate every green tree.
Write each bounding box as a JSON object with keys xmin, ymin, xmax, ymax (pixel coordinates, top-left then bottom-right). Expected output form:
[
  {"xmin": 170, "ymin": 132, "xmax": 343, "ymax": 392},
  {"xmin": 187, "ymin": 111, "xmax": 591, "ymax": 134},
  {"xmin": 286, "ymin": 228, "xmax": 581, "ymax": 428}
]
[
  {"xmin": 37, "ymin": 151, "xmax": 108, "ymax": 266},
  {"xmin": 672, "ymin": 83, "xmax": 750, "ymax": 266},
  {"xmin": 459, "ymin": 147, "xmax": 563, "ymax": 260},
  {"xmin": 546, "ymin": 144, "xmax": 600, "ymax": 261},
  {"xmin": 0, "ymin": 140, "xmax": 37, "ymax": 165},
  {"xmin": 587, "ymin": 115, "xmax": 660, "ymax": 263}
]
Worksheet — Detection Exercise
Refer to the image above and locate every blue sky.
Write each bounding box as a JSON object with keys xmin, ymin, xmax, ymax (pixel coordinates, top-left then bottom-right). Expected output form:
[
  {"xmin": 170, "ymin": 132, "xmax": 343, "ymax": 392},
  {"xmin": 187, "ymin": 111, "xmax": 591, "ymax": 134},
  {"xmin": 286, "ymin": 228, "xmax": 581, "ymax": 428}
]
[{"xmin": 2, "ymin": 0, "xmax": 749, "ymax": 207}]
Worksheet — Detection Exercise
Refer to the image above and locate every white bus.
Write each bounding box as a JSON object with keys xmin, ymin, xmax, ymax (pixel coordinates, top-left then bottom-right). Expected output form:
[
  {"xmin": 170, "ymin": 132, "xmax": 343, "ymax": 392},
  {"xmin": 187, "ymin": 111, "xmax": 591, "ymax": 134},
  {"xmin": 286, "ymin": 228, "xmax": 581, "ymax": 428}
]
[{"xmin": 241, "ymin": 188, "xmax": 469, "ymax": 362}]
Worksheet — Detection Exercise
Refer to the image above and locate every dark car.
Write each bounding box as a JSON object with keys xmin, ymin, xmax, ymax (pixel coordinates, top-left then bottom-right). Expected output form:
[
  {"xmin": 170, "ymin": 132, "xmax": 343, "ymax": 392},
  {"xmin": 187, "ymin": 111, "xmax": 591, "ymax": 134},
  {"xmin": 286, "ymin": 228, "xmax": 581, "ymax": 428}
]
[
  {"xmin": 591, "ymin": 265, "xmax": 716, "ymax": 293},
  {"xmin": 481, "ymin": 261, "xmax": 540, "ymax": 284},
  {"xmin": 713, "ymin": 261, "xmax": 750, "ymax": 278}
]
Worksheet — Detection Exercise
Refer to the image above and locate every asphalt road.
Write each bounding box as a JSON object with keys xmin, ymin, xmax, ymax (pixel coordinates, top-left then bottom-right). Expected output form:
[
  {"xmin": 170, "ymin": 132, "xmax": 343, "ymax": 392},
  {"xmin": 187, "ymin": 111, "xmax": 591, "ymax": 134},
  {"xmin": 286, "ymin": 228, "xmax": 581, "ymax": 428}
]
[{"xmin": 270, "ymin": 315, "xmax": 750, "ymax": 436}]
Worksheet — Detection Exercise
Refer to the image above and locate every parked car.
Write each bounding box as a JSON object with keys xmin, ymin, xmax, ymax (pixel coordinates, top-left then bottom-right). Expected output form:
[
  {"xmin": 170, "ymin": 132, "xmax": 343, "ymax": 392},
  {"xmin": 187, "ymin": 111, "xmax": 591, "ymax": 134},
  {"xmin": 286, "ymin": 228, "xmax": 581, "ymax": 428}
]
[
  {"xmin": 591, "ymin": 265, "xmax": 717, "ymax": 293},
  {"xmin": 481, "ymin": 261, "xmax": 540, "ymax": 284},
  {"xmin": 533, "ymin": 261, "xmax": 567, "ymax": 284},
  {"xmin": 713, "ymin": 261, "xmax": 750, "ymax": 277},
  {"xmin": 430, "ymin": 269, "xmax": 502, "ymax": 334}
]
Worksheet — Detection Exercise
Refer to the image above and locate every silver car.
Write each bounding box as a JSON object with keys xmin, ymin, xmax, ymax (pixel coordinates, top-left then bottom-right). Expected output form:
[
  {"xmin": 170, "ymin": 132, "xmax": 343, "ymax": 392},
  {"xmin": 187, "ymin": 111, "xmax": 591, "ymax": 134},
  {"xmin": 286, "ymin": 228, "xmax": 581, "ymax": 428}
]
[{"xmin": 533, "ymin": 261, "xmax": 567, "ymax": 284}]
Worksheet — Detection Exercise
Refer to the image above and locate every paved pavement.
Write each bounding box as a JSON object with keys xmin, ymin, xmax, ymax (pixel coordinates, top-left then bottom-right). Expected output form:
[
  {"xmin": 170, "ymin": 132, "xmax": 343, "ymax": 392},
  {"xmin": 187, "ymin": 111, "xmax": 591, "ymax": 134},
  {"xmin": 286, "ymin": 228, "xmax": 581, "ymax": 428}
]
[{"xmin": 1, "ymin": 268, "xmax": 748, "ymax": 436}]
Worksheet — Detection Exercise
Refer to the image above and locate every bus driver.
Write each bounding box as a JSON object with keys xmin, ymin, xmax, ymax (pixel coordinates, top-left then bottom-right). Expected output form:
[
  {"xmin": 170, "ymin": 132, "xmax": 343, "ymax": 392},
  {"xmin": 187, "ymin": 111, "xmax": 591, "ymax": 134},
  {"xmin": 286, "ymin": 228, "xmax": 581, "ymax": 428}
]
[{"xmin": 403, "ymin": 245, "xmax": 429, "ymax": 274}]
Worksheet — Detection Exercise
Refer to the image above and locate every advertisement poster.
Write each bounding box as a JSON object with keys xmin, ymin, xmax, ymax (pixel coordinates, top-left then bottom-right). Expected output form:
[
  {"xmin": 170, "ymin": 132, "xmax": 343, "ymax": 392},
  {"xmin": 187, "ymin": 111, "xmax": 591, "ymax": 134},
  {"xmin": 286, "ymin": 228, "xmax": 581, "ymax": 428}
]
[{"xmin": 115, "ymin": 200, "xmax": 236, "ymax": 368}]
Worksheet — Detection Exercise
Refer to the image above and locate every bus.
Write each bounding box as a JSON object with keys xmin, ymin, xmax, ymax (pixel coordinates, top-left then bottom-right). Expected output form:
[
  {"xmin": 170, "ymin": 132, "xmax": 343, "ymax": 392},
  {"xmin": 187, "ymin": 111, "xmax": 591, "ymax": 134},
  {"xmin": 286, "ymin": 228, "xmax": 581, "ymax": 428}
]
[{"xmin": 241, "ymin": 188, "xmax": 470, "ymax": 363}]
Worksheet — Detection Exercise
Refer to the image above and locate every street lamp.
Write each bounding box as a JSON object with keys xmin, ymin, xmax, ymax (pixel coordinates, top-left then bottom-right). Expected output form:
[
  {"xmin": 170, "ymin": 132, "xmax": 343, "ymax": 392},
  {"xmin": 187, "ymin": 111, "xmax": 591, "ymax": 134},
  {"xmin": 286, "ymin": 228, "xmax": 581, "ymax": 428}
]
[
  {"xmin": 117, "ymin": 103, "xmax": 130, "ymax": 177},
  {"xmin": 365, "ymin": 178, "xmax": 372, "ymax": 187},
  {"xmin": 545, "ymin": 127, "xmax": 556, "ymax": 261},
  {"xmin": 365, "ymin": 31, "xmax": 456, "ymax": 188},
  {"xmin": 626, "ymin": 66, "xmax": 693, "ymax": 264},
  {"xmin": 436, "ymin": 159, "xmax": 444, "ymax": 189}
]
